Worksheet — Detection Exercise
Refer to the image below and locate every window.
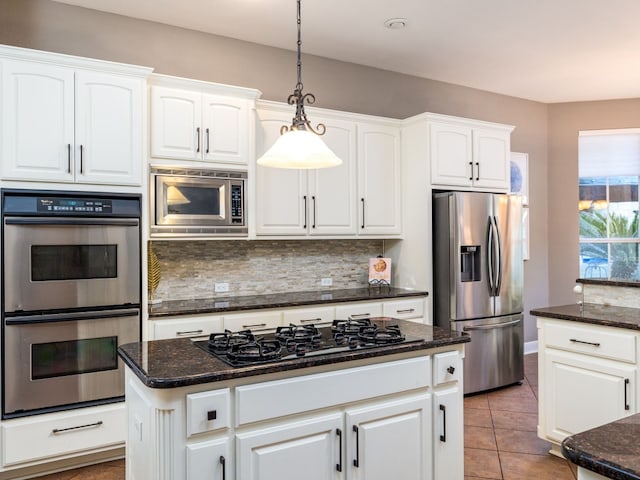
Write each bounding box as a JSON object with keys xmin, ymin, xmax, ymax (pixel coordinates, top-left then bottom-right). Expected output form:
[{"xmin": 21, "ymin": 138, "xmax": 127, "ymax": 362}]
[{"xmin": 579, "ymin": 129, "xmax": 640, "ymax": 279}]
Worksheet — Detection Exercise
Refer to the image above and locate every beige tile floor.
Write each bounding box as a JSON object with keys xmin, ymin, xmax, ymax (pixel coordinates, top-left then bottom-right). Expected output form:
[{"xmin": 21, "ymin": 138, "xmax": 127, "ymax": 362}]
[
  {"xmin": 36, "ymin": 353, "xmax": 576, "ymax": 480},
  {"xmin": 464, "ymin": 353, "xmax": 577, "ymax": 480}
]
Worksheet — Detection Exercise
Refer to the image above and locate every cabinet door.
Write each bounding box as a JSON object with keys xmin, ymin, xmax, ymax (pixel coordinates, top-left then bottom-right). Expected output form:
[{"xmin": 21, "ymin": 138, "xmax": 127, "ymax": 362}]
[
  {"xmin": 236, "ymin": 414, "xmax": 343, "ymax": 480},
  {"xmin": 1, "ymin": 59, "xmax": 75, "ymax": 182},
  {"xmin": 150, "ymin": 86, "xmax": 201, "ymax": 160},
  {"xmin": 308, "ymin": 118, "xmax": 357, "ymax": 235},
  {"xmin": 429, "ymin": 121, "xmax": 473, "ymax": 188},
  {"xmin": 543, "ymin": 349, "xmax": 636, "ymax": 444},
  {"xmin": 472, "ymin": 128, "xmax": 510, "ymax": 190},
  {"xmin": 186, "ymin": 438, "xmax": 232, "ymax": 480},
  {"xmin": 202, "ymin": 94, "xmax": 249, "ymax": 164},
  {"xmin": 357, "ymin": 124, "xmax": 401, "ymax": 235},
  {"xmin": 255, "ymin": 112, "xmax": 307, "ymax": 235},
  {"xmin": 75, "ymin": 71, "xmax": 143, "ymax": 185},
  {"xmin": 433, "ymin": 386, "xmax": 463, "ymax": 480},
  {"xmin": 345, "ymin": 394, "xmax": 431, "ymax": 480}
]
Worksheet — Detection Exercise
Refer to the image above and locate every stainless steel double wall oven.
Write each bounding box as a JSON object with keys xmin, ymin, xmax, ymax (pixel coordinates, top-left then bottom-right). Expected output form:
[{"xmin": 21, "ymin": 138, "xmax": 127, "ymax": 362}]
[{"xmin": 2, "ymin": 190, "xmax": 141, "ymax": 418}]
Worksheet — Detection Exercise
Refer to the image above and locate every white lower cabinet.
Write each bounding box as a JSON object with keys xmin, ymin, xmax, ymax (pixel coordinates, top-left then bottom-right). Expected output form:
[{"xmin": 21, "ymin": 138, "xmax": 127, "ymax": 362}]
[
  {"xmin": 124, "ymin": 349, "xmax": 463, "ymax": 480},
  {"xmin": 537, "ymin": 317, "xmax": 639, "ymax": 452},
  {"xmin": 236, "ymin": 414, "xmax": 343, "ymax": 480}
]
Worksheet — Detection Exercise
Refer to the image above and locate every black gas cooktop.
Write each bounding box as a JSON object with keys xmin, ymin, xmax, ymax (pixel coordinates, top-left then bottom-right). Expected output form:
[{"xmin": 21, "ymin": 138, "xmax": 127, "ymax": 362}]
[{"xmin": 193, "ymin": 317, "xmax": 423, "ymax": 367}]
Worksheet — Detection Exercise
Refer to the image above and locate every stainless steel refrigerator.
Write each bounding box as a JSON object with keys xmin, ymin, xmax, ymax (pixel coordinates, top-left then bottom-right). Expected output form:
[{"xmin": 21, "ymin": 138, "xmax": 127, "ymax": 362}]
[{"xmin": 433, "ymin": 191, "xmax": 524, "ymax": 394}]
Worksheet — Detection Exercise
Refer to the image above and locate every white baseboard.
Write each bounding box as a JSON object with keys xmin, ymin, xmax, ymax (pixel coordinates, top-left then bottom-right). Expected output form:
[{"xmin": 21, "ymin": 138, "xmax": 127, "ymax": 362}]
[{"xmin": 524, "ymin": 340, "xmax": 538, "ymax": 355}]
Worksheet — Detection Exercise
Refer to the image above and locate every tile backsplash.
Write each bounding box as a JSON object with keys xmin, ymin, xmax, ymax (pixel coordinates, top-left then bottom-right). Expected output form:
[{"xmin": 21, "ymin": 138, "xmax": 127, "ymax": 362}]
[{"xmin": 150, "ymin": 239, "xmax": 384, "ymax": 301}]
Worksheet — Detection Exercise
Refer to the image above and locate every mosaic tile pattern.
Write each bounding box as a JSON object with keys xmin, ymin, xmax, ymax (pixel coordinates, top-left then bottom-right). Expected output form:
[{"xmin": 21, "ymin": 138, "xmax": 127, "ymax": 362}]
[
  {"xmin": 581, "ymin": 284, "xmax": 640, "ymax": 308},
  {"xmin": 150, "ymin": 239, "xmax": 384, "ymax": 301}
]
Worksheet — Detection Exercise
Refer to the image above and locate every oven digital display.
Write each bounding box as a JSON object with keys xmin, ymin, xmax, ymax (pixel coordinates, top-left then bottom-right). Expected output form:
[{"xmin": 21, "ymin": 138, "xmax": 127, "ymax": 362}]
[
  {"xmin": 31, "ymin": 245, "xmax": 117, "ymax": 281},
  {"xmin": 31, "ymin": 336, "xmax": 118, "ymax": 380},
  {"xmin": 37, "ymin": 197, "xmax": 113, "ymax": 213}
]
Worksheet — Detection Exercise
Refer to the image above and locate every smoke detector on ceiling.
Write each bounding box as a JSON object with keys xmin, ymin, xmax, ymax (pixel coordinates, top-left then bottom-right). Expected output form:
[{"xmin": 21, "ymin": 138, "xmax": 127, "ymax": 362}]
[{"xmin": 384, "ymin": 18, "xmax": 408, "ymax": 29}]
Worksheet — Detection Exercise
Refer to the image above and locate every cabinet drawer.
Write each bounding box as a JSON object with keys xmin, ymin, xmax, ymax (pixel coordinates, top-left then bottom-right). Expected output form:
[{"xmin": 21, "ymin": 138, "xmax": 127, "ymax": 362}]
[
  {"xmin": 187, "ymin": 389, "xmax": 231, "ymax": 437},
  {"xmin": 433, "ymin": 351, "xmax": 461, "ymax": 386},
  {"xmin": 282, "ymin": 306, "xmax": 335, "ymax": 326},
  {"xmin": 383, "ymin": 298, "xmax": 425, "ymax": 321},
  {"xmin": 543, "ymin": 319, "xmax": 636, "ymax": 363},
  {"xmin": 236, "ymin": 356, "xmax": 430, "ymax": 425},
  {"xmin": 3, "ymin": 404, "xmax": 124, "ymax": 466},
  {"xmin": 335, "ymin": 302, "xmax": 383, "ymax": 320},
  {"xmin": 224, "ymin": 310, "xmax": 282, "ymax": 333},
  {"xmin": 152, "ymin": 315, "xmax": 224, "ymax": 340}
]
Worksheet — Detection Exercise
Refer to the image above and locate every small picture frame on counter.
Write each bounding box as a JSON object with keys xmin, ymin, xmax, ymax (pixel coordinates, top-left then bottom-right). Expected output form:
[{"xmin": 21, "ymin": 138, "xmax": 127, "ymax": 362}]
[{"xmin": 369, "ymin": 257, "xmax": 391, "ymax": 286}]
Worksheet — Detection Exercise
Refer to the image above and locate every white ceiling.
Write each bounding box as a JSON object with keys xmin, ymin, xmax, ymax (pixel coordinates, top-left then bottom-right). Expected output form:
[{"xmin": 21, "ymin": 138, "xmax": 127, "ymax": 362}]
[{"xmin": 52, "ymin": 0, "xmax": 640, "ymax": 103}]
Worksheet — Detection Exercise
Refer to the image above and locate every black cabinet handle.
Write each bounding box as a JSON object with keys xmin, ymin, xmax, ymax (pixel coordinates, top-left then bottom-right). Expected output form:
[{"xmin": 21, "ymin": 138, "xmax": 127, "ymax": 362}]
[
  {"xmin": 67, "ymin": 143, "xmax": 71, "ymax": 173},
  {"xmin": 219, "ymin": 456, "xmax": 226, "ymax": 480},
  {"xmin": 336, "ymin": 428, "xmax": 343, "ymax": 472},
  {"xmin": 469, "ymin": 161, "xmax": 473, "ymax": 180},
  {"xmin": 360, "ymin": 198, "xmax": 365, "ymax": 229},
  {"xmin": 570, "ymin": 338, "xmax": 601, "ymax": 347},
  {"xmin": 475, "ymin": 161, "xmax": 480, "ymax": 181},
  {"xmin": 206, "ymin": 128, "xmax": 210, "ymax": 154},
  {"xmin": 352, "ymin": 425, "xmax": 360, "ymax": 467},
  {"xmin": 447, "ymin": 366, "xmax": 456, "ymax": 375},
  {"xmin": 80, "ymin": 144, "xmax": 84, "ymax": 174},
  {"xmin": 207, "ymin": 410, "xmax": 217, "ymax": 421},
  {"xmin": 312, "ymin": 196, "xmax": 316, "ymax": 229},
  {"xmin": 303, "ymin": 195, "xmax": 307, "ymax": 229},
  {"xmin": 625, "ymin": 378, "xmax": 630, "ymax": 411},
  {"xmin": 196, "ymin": 127, "xmax": 201, "ymax": 153},
  {"xmin": 53, "ymin": 420, "xmax": 103, "ymax": 434},
  {"xmin": 439, "ymin": 404, "xmax": 447, "ymax": 442}
]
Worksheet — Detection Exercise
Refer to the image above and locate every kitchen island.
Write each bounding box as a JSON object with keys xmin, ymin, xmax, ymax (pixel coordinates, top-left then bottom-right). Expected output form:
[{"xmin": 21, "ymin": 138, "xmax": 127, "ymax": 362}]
[
  {"xmin": 118, "ymin": 319, "xmax": 469, "ymax": 480},
  {"xmin": 562, "ymin": 413, "xmax": 640, "ymax": 480},
  {"xmin": 531, "ymin": 300, "xmax": 640, "ymax": 457}
]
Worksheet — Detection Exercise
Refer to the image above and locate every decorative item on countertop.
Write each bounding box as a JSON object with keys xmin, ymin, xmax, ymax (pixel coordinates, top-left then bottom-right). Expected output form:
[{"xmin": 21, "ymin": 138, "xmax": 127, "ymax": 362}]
[
  {"xmin": 369, "ymin": 256, "xmax": 391, "ymax": 288},
  {"xmin": 148, "ymin": 241, "xmax": 162, "ymax": 304}
]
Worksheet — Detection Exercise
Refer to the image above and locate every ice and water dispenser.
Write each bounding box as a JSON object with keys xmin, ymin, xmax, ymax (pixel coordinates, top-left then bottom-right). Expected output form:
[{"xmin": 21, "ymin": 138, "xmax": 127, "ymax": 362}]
[{"xmin": 460, "ymin": 245, "xmax": 481, "ymax": 282}]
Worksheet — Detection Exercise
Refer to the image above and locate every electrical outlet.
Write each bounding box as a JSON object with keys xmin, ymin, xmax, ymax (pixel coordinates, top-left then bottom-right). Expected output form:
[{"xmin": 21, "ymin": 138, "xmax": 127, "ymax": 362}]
[
  {"xmin": 214, "ymin": 282, "xmax": 230, "ymax": 293},
  {"xmin": 320, "ymin": 278, "xmax": 333, "ymax": 287}
]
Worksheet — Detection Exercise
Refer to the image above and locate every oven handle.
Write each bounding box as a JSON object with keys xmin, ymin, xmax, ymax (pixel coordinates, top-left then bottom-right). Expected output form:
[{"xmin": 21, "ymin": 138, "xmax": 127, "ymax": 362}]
[
  {"xmin": 5, "ymin": 308, "xmax": 139, "ymax": 325},
  {"xmin": 4, "ymin": 218, "xmax": 139, "ymax": 226}
]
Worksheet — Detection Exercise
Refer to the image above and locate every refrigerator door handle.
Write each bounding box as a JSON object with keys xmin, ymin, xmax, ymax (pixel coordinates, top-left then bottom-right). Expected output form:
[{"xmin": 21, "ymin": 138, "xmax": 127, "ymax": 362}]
[
  {"xmin": 487, "ymin": 217, "xmax": 495, "ymax": 295},
  {"xmin": 463, "ymin": 318, "xmax": 521, "ymax": 331},
  {"xmin": 492, "ymin": 215, "xmax": 503, "ymax": 296}
]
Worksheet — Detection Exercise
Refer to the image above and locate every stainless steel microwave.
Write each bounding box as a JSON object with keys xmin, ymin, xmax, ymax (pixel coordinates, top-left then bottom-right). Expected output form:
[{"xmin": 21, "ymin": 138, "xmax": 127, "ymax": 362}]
[{"xmin": 150, "ymin": 166, "xmax": 247, "ymax": 236}]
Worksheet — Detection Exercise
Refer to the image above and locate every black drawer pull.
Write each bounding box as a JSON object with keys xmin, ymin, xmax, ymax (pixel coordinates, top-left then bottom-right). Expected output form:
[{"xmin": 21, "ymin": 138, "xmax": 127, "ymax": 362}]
[
  {"xmin": 439, "ymin": 404, "xmax": 447, "ymax": 442},
  {"xmin": 353, "ymin": 425, "xmax": 360, "ymax": 467},
  {"xmin": 625, "ymin": 378, "xmax": 630, "ymax": 411},
  {"xmin": 220, "ymin": 456, "xmax": 226, "ymax": 480},
  {"xmin": 570, "ymin": 338, "xmax": 601, "ymax": 347},
  {"xmin": 336, "ymin": 428, "xmax": 343, "ymax": 472},
  {"xmin": 207, "ymin": 410, "xmax": 217, "ymax": 421},
  {"xmin": 447, "ymin": 366, "xmax": 456, "ymax": 375},
  {"xmin": 176, "ymin": 329, "xmax": 204, "ymax": 336},
  {"xmin": 52, "ymin": 420, "xmax": 103, "ymax": 434}
]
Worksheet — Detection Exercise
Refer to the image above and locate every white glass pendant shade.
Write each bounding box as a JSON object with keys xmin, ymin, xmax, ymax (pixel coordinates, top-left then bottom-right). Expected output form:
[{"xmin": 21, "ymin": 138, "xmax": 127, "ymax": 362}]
[{"xmin": 257, "ymin": 129, "xmax": 342, "ymax": 169}]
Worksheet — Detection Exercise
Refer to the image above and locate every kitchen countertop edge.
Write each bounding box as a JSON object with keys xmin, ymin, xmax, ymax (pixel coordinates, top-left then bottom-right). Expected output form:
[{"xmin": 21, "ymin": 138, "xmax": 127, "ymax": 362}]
[
  {"xmin": 530, "ymin": 303, "xmax": 640, "ymax": 331},
  {"xmin": 149, "ymin": 287, "xmax": 429, "ymax": 318},
  {"xmin": 577, "ymin": 278, "xmax": 640, "ymax": 288}
]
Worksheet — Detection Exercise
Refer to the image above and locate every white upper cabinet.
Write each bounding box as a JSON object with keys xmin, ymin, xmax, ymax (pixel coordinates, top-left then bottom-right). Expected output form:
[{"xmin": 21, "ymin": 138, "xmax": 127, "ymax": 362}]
[
  {"xmin": 255, "ymin": 105, "xmax": 358, "ymax": 236},
  {"xmin": 357, "ymin": 123, "xmax": 402, "ymax": 235},
  {"xmin": 428, "ymin": 114, "xmax": 513, "ymax": 191},
  {"xmin": 255, "ymin": 101, "xmax": 400, "ymax": 238},
  {"xmin": 0, "ymin": 48, "xmax": 150, "ymax": 186},
  {"xmin": 149, "ymin": 77, "xmax": 260, "ymax": 166}
]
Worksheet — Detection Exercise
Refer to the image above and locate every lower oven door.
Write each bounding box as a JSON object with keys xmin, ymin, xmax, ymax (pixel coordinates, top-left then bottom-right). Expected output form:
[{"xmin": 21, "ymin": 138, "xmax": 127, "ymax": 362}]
[{"xmin": 3, "ymin": 308, "xmax": 139, "ymax": 418}]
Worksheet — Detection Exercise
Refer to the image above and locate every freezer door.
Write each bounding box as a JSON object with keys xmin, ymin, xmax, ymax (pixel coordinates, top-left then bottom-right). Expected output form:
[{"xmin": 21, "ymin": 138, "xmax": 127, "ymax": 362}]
[
  {"xmin": 451, "ymin": 192, "xmax": 494, "ymax": 320},
  {"xmin": 452, "ymin": 314, "xmax": 524, "ymax": 394},
  {"xmin": 492, "ymin": 195, "xmax": 524, "ymax": 316}
]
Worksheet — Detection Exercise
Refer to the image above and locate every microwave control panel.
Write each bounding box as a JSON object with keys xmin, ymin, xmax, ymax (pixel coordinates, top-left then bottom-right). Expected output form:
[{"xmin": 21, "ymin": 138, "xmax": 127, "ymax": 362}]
[{"xmin": 231, "ymin": 184, "xmax": 244, "ymax": 224}]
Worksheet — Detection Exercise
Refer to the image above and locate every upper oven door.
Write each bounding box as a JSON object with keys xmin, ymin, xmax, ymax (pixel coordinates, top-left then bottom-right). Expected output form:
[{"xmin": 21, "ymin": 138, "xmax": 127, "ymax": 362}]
[
  {"xmin": 3, "ymin": 217, "xmax": 140, "ymax": 313},
  {"xmin": 155, "ymin": 174, "xmax": 231, "ymax": 227}
]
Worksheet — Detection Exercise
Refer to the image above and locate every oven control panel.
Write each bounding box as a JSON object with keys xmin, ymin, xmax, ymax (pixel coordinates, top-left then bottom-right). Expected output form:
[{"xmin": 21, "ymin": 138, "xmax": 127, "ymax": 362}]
[
  {"xmin": 2, "ymin": 191, "xmax": 141, "ymax": 217},
  {"xmin": 38, "ymin": 197, "xmax": 113, "ymax": 214}
]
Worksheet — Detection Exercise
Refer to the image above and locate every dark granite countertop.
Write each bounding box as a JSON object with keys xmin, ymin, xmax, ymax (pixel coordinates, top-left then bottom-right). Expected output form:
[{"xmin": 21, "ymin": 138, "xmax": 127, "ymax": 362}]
[
  {"xmin": 577, "ymin": 278, "xmax": 640, "ymax": 288},
  {"xmin": 118, "ymin": 319, "xmax": 468, "ymax": 388},
  {"xmin": 530, "ymin": 303, "xmax": 640, "ymax": 331},
  {"xmin": 149, "ymin": 287, "xmax": 429, "ymax": 318},
  {"xmin": 562, "ymin": 414, "xmax": 640, "ymax": 480}
]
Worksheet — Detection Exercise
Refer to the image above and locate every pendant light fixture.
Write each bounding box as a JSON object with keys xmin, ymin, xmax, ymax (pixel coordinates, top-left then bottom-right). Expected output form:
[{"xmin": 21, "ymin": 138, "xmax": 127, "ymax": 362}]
[{"xmin": 257, "ymin": 0, "xmax": 342, "ymax": 169}]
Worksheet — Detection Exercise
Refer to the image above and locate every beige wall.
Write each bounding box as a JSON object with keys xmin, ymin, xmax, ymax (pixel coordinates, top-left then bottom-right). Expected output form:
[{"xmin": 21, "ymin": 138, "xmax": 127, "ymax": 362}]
[
  {"xmin": 547, "ymin": 99, "xmax": 640, "ymax": 306},
  {"xmin": 0, "ymin": 0, "xmax": 550, "ymax": 342}
]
